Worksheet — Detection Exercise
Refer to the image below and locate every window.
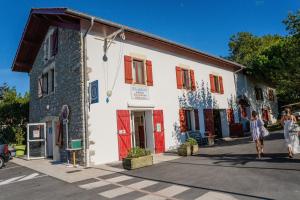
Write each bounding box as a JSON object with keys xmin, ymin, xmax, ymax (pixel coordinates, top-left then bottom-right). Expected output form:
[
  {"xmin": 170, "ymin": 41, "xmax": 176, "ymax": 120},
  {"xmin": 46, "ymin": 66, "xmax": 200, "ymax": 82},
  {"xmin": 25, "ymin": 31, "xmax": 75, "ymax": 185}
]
[
  {"xmin": 132, "ymin": 59, "xmax": 145, "ymax": 84},
  {"xmin": 268, "ymin": 89, "xmax": 275, "ymax": 101},
  {"xmin": 37, "ymin": 68, "xmax": 55, "ymax": 98},
  {"xmin": 185, "ymin": 110, "xmax": 192, "ymax": 131},
  {"xmin": 182, "ymin": 69, "xmax": 191, "ymax": 90},
  {"xmin": 209, "ymin": 74, "xmax": 224, "ymax": 94},
  {"xmin": 255, "ymin": 87, "xmax": 263, "ymax": 100},
  {"xmin": 213, "ymin": 75, "xmax": 220, "ymax": 93},
  {"xmin": 43, "ymin": 28, "xmax": 58, "ymax": 63},
  {"xmin": 179, "ymin": 109, "xmax": 200, "ymax": 132},
  {"xmin": 176, "ymin": 67, "xmax": 196, "ymax": 90}
]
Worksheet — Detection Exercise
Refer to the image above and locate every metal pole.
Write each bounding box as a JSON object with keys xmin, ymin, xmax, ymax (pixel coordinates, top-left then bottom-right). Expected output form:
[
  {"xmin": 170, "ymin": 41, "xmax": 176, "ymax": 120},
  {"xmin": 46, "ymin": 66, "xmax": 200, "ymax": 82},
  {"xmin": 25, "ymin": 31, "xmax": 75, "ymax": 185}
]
[
  {"xmin": 27, "ymin": 124, "xmax": 29, "ymax": 160},
  {"xmin": 44, "ymin": 123, "xmax": 47, "ymax": 159}
]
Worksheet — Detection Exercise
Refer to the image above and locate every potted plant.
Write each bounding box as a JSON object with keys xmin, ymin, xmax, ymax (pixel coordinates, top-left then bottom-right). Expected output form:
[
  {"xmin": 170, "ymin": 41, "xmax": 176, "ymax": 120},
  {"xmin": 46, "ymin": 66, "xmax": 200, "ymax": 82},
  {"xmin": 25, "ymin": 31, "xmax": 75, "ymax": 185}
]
[
  {"xmin": 122, "ymin": 147, "xmax": 153, "ymax": 170},
  {"xmin": 177, "ymin": 142, "xmax": 191, "ymax": 156},
  {"xmin": 187, "ymin": 138, "xmax": 199, "ymax": 155},
  {"xmin": 14, "ymin": 127, "xmax": 26, "ymax": 157}
]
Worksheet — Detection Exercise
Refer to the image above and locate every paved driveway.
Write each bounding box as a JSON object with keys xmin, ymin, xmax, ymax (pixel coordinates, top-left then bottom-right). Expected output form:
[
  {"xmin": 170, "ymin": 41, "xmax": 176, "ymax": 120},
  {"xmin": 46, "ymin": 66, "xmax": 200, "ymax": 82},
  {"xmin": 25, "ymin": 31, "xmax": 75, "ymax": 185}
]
[{"xmin": 1, "ymin": 131, "xmax": 299, "ymax": 200}]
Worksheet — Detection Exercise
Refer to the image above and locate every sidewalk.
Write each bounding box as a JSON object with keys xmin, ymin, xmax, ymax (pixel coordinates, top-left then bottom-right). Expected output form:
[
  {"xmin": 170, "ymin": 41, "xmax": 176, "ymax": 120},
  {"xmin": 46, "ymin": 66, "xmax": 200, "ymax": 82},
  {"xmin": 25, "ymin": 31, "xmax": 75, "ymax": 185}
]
[{"xmin": 11, "ymin": 153, "xmax": 180, "ymax": 183}]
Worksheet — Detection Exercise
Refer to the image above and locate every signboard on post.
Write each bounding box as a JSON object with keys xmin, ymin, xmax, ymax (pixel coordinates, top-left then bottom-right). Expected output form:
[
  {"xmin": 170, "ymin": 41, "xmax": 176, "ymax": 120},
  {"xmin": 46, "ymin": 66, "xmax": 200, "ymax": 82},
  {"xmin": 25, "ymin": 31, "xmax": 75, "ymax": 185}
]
[
  {"xmin": 90, "ymin": 80, "xmax": 99, "ymax": 104},
  {"xmin": 131, "ymin": 85, "xmax": 149, "ymax": 100}
]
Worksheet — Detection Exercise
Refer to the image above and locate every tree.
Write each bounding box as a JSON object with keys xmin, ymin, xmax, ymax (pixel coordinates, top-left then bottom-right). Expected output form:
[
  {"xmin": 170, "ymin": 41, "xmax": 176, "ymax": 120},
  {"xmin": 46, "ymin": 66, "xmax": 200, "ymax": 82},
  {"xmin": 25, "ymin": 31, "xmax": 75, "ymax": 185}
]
[
  {"xmin": 228, "ymin": 10, "xmax": 300, "ymax": 104},
  {"xmin": 0, "ymin": 84, "xmax": 29, "ymax": 144}
]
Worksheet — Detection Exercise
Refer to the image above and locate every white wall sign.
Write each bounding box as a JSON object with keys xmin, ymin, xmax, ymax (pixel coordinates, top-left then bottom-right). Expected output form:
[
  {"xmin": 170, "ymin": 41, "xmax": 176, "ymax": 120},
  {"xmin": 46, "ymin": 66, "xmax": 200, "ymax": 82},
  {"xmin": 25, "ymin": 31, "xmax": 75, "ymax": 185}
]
[
  {"xmin": 33, "ymin": 129, "xmax": 40, "ymax": 138},
  {"xmin": 156, "ymin": 123, "xmax": 161, "ymax": 132},
  {"xmin": 131, "ymin": 85, "xmax": 149, "ymax": 100}
]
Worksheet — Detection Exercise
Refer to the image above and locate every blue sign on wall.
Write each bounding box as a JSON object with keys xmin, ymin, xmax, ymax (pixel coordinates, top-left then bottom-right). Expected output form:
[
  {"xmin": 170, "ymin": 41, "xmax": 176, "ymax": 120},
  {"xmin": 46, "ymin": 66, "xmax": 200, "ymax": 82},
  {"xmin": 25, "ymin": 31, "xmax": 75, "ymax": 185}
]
[{"xmin": 90, "ymin": 80, "xmax": 99, "ymax": 104}]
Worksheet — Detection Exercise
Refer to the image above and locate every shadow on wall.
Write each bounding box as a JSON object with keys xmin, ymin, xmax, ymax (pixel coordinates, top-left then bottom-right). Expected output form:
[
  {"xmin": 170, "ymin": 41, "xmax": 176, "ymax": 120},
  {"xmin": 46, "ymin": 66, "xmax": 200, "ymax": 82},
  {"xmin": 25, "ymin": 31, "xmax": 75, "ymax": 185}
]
[{"xmin": 172, "ymin": 81, "xmax": 219, "ymax": 146}]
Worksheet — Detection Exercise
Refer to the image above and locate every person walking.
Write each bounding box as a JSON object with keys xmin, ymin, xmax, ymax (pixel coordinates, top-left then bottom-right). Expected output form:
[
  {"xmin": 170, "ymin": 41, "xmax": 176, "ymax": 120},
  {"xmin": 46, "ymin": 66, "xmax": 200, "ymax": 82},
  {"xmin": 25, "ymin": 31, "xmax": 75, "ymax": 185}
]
[
  {"xmin": 281, "ymin": 108, "xmax": 300, "ymax": 158},
  {"xmin": 250, "ymin": 111, "xmax": 264, "ymax": 159}
]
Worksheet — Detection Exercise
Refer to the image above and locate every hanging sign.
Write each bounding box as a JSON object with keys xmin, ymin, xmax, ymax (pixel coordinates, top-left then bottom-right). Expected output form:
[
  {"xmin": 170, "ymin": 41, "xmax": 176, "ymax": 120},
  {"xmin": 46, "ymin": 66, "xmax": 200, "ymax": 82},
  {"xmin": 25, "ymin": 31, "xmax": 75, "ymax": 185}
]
[
  {"xmin": 131, "ymin": 85, "xmax": 149, "ymax": 100},
  {"xmin": 90, "ymin": 80, "xmax": 99, "ymax": 104}
]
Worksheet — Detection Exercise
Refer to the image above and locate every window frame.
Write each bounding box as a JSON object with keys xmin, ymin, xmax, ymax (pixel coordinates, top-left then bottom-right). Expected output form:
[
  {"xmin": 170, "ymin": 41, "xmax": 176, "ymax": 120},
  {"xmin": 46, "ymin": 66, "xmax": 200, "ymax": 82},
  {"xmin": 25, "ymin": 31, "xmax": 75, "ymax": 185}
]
[
  {"xmin": 132, "ymin": 58, "xmax": 146, "ymax": 85},
  {"xmin": 213, "ymin": 75, "xmax": 220, "ymax": 93},
  {"xmin": 38, "ymin": 66, "xmax": 55, "ymax": 98},
  {"xmin": 43, "ymin": 28, "xmax": 58, "ymax": 64},
  {"xmin": 181, "ymin": 69, "xmax": 191, "ymax": 90}
]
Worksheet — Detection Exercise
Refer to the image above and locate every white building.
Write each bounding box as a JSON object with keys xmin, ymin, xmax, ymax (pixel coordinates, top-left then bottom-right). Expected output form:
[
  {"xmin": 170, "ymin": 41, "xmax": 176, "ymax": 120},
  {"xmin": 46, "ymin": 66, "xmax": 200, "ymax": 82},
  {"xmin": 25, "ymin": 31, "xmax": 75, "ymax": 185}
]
[{"xmin": 13, "ymin": 8, "xmax": 250, "ymax": 165}]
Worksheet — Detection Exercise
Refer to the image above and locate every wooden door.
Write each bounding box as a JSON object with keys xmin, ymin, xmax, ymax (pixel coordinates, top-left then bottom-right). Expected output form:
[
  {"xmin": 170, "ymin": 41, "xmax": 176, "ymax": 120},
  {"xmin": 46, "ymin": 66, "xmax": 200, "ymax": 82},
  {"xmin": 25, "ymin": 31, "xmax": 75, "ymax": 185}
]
[
  {"xmin": 204, "ymin": 109, "xmax": 215, "ymax": 136},
  {"xmin": 153, "ymin": 110, "xmax": 165, "ymax": 153},
  {"xmin": 117, "ymin": 110, "xmax": 132, "ymax": 160}
]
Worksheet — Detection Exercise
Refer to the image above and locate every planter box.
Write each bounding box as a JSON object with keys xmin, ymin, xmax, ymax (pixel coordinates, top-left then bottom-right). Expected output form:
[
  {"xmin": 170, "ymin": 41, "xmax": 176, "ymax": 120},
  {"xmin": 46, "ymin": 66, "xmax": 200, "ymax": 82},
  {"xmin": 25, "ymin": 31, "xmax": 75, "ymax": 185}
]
[
  {"xmin": 178, "ymin": 145, "xmax": 191, "ymax": 156},
  {"xmin": 123, "ymin": 155, "xmax": 153, "ymax": 170},
  {"xmin": 14, "ymin": 145, "xmax": 26, "ymax": 157},
  {"xmin": 191, "ymin": 145, "xmax": 199, "ymax": 155}
]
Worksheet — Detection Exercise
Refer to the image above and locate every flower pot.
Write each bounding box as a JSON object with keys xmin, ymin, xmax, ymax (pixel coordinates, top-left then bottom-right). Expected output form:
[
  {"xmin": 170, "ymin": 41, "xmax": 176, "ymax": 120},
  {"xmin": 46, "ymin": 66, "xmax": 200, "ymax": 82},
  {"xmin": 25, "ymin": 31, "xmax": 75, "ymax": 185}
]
[
  {"xmin": 123, "ymin": 155, "xmax": 153, "ymax": 170},
  {"xmin": 178, "ymin": 145, "xmax": 191, "ymax": 156},
  {"xmin": 14, "ymin": 145, "xmax": 26, "ymax": 157},
  {"xmin": 191, "ymin": 145, "xmax": 199, "ymax": 155}
]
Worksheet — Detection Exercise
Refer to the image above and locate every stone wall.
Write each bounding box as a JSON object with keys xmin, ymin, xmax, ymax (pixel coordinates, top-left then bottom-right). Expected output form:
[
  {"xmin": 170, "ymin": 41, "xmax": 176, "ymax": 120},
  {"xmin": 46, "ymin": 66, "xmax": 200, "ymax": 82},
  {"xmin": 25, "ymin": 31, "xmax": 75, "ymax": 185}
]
[{"xmin": 29, "ymin": 27, "xmax": 83, "ymax": 161}]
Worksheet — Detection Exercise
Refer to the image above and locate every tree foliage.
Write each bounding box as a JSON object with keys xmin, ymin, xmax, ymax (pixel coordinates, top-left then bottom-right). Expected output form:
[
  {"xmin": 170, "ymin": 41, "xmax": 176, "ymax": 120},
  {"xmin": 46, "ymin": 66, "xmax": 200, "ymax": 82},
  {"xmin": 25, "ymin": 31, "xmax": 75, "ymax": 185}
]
[
  {"xmin": 228, "ymin": 10, "xmax": 300, "ymax": 104},
  {"xmin": 0, "ymin": 84, "xmax": 29, "ymax": 144}
]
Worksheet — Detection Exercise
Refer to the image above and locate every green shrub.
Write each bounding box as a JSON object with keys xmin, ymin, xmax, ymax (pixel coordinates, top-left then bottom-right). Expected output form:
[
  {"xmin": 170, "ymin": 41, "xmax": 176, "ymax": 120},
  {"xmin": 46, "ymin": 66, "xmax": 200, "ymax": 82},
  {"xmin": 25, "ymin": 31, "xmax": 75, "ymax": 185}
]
[
  {"xmin": 126, "ymin": 147, "xmax": 151, "ymax": 159},
  {"xmin": 180, "ymin": 142, "xmax": 191, "ymax": 149},
  {"xmin": 266, "ymin": 122, "xmax": 283, "ymax": 132},
  {"xmin": 14, "ymin": 127, "xmax": 25, "ymax": 145},
  {"xmin": 186, "ymin": 138, "xmax": 197, "ymax": 145}
]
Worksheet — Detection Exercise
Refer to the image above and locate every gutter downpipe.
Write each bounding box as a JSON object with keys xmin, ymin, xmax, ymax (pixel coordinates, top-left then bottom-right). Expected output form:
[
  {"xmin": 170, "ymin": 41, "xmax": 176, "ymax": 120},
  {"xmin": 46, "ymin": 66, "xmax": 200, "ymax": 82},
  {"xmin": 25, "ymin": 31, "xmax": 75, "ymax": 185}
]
[{"xmin": 82, "ymin": 17, "xmax": 94, "ymax": 167}]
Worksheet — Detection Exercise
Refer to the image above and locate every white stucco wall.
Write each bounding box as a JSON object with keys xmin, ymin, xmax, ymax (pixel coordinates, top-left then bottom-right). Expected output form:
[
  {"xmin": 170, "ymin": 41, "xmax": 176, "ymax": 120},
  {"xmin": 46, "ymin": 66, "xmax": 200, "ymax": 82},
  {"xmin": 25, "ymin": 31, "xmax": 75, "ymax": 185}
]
[
  {"xmin": 236, "ymin": 73, "xmax": 279, "ymax": 123},
  {"xmin": 86, "ymin": 33, "xmax": 238, "ymax": 165}
]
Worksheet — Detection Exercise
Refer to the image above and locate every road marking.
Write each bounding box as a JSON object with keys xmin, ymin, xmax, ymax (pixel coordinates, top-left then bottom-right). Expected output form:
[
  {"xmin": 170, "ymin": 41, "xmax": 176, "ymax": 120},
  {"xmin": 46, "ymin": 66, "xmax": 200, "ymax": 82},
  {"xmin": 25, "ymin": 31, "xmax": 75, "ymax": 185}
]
[
  {"xmin": 135, "ymin": 194, "xmax": 166, "ymax": 200},
  {"xmin": 106, "ymin": 175, "xmax": 133, "ymax": 183},
  {"xmin": 79, "ymin": 175, "xmax": 133, "ymax": 190},
  {"xmin": 17, "ymin": 173, "xmax": 39, "ymax": 182},
  {"xmin": 0, "ymin": 173, "xmax": 47, "ymax": 186},
  {"xmin": 99, "ymin": 187, "xmax": 134, "ymax": 198},
  {"xmin": 154, "ymin": 185, "xmax": 190, "ymax": 197},
  {"xmin": 127, "ymin": 180, "xmax": 158, "ymax": 189},
  {"xmin": 98, "ymin": 180, "xmax": 158, "ymax": 198},
  {"xmin": 194, "ymin": 191, "xmax": 238, "ymax": 200},
  {"xmin": 0, "ymin": 176, "xmax": 25, "ymax": 186},
  {"xmin": 79, "ymin": 181, "xmax": 110, "ymax": 190}
]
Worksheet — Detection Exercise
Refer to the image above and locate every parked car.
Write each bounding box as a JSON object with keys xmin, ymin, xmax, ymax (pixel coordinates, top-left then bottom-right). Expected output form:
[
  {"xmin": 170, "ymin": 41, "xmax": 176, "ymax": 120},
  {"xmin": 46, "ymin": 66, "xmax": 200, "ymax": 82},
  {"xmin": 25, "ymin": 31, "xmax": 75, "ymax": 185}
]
[{"xmin": 0, "ymin": 143, "xmax": 11, "ymax": 168}]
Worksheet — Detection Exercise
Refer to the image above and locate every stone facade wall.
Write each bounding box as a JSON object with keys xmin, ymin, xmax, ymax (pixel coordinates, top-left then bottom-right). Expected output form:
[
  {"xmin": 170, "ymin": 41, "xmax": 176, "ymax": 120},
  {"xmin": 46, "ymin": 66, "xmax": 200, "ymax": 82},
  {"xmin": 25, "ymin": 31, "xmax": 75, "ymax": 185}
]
[{"xmin": 29, "ymin": 27, "xmax": 83, "ymax": 161}]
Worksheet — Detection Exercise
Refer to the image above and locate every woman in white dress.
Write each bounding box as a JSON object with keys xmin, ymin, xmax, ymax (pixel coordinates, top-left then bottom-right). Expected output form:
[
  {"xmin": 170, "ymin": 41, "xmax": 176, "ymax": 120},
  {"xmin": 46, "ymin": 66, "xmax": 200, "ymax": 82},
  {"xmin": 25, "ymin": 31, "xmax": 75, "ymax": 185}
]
[
  {"xmin": 250, "ymin": 111, "xmax": 264, "ymax": 159},
  {"xmin": 281, "ymin": 108, "xmax": 300, "ymax": 158}
]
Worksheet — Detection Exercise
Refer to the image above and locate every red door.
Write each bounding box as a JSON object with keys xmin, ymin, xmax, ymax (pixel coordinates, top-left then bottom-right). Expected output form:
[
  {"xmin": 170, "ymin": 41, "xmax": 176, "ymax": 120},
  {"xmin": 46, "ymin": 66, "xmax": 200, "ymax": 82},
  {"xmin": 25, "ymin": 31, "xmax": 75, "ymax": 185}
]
[
  {"xmin": 153, "ymin": 110, "xmax": 165, "ymax": 153},
  {"xmin": 117, "ymin": 110, "xmax": 132, "ymax": 160},
  {"xmin": 204, "ymin": 109, "xmax": 215, "ymax": 136}
]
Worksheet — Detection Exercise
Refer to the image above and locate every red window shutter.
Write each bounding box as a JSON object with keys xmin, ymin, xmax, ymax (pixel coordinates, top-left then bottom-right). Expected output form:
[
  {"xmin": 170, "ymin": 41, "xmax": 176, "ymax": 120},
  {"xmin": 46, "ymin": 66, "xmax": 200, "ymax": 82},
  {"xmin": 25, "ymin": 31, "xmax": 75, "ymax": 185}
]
[
  {"xmin": 176, "ymin": 67, "xmax": 183, "ymax": 89},
  {"xmin": 194, "ymin": 109, "xmax": 200, "ymax": 130},
  {"xmin": 124, "ymin": 56, "xmax": 133, "ymax": 84},
  {"xmin": 227, "ymin": 108, "xmax": 234, "ymax": 125},
  {"xmin": 190, "ymin": 70, "xmax": 196, "ymax": 91},
  {"xmin": 146, "ymin": 60, "xmax": 153, "ymax": 86},
  {"xmin": 204, "ymin": 109, "xmax": 214, "ymax": 136},
  {"xmin": 179, "ymin": 109, "xmax": 187, "ymax": 132},
  {"xmin": 219, "ymin": 76, "xmax": 224, "ymax": 94},
  {"xmin": 209, "ymin": 74, "xmax": 215, "ymax": 93}
]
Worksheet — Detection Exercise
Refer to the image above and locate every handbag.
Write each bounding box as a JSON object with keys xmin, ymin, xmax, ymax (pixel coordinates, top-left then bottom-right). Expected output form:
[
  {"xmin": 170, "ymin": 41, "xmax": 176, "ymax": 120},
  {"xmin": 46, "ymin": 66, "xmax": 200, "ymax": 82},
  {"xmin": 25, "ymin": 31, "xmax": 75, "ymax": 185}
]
[{"xmin": 261, "ymin": 126, "xmax": 270, "ymax": 137}]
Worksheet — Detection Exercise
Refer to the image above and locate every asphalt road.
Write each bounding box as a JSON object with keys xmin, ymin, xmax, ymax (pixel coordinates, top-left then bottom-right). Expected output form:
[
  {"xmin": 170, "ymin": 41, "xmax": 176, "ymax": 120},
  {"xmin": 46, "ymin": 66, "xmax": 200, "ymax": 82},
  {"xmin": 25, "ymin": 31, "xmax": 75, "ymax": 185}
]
[{"xmin": 0, "ymin": 131, "xmax": 299, "ymax": 200}]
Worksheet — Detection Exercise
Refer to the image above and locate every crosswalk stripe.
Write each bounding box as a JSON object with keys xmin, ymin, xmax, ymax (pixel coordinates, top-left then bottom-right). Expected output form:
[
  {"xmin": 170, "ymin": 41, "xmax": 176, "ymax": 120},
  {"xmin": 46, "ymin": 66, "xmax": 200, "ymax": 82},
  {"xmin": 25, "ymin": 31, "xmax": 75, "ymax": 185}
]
[
  {"xmin": 79, "ymin": 175, "xmax": 133, "ymax": 190},
  {"xmin": 135, "ymin": 194, "xmax": 166, "ymax": 200},
  {"xmin": 127, "ymin": 180, "xmax": 158, "ymax": 189},
  {"xmin": 79, "ymin": 180, "xmax": 110, "ymax": 190},
  {"xmin": 99, "ymin": 187, "xmax": 134, "ymax": 198},
  {"xmin": 0, "ymin": 176, "xmax": 25, "ymax": 186},
  {"xmin": 98, "ymin": 180, "xmax": 158, "ymax": 199},
  {"xmin": 154, "ymin": 185, "xmax": 190, "ymax": 197},
  {"xmin": 106, "ymin": 175, "xmax": 133, "ymax": 183},
  {"xmin": 17, "ymin": 173, "xmax": 39, "ymax": 182},
  {"xmin": 194, "ymin": 191, "xmax": 238, "ymax": 200}
]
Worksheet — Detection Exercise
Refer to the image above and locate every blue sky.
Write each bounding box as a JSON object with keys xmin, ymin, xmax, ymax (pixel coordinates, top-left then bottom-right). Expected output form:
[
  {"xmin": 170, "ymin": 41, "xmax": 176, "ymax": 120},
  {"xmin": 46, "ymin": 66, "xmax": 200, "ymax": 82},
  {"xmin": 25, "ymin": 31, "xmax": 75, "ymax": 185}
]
[{"xmin": 0, "ymin": 0, "xmax": 299, "ymax": 94}]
